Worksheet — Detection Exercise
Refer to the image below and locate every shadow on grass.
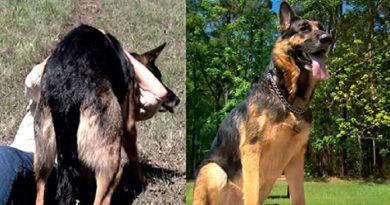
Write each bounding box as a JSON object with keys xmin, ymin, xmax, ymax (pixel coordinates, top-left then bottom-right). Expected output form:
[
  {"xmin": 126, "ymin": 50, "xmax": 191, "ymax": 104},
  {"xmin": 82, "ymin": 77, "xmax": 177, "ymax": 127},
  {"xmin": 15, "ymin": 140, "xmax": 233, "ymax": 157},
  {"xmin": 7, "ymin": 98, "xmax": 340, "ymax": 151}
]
[
  {"xmin": 358, "ymin": 178, "xmax": 390, "ymax": 185},
  {"xmin": 305, "ymin": 176, "xmax": 390, "ymax": 185},
  {"xmin": 112, "ymin": 162, "xmax": 184, "ymax": 204},
  {"xmin": 304, "ymin": 177, "xmax": 331, "ymax": 182},
  {"xmin": 7, "ymin": 162, "xmax": 183, "ymax": 205},
  {"xmin": 74, "ymin": 162, "xmax": 184, "ymax": 204},
  {"xmin": 143, "ymin": 163, "xmax": 185, "ymax": 181}
]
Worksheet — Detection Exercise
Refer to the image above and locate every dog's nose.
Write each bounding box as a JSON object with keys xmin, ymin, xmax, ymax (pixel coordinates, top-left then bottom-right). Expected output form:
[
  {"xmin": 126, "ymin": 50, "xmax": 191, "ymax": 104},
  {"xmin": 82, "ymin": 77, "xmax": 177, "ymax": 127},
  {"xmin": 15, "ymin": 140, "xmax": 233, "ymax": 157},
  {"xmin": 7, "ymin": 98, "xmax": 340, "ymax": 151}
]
[
  {"xmin": 174, "ymin": 96, "xmax": 180, "ymax": 106},
  {"xmin": 161, "ymin": 91, "xmax": 180, "ymax": 113},
  {"xmin": 319, "ymin": 33, "xmax": 333, "ymax": 44}
]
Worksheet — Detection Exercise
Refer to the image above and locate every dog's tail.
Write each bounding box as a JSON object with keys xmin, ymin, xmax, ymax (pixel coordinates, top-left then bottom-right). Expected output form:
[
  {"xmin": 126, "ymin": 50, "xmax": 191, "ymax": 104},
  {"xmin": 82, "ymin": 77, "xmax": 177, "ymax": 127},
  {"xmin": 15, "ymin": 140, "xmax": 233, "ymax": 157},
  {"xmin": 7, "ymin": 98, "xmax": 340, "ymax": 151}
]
[
  {"xmin": 40, "ymin": 25, "xmax": 93, "ymax": 205},
  {"xmin": 50, "ymin": 105, "xmax": 81, "ymax": 204}
]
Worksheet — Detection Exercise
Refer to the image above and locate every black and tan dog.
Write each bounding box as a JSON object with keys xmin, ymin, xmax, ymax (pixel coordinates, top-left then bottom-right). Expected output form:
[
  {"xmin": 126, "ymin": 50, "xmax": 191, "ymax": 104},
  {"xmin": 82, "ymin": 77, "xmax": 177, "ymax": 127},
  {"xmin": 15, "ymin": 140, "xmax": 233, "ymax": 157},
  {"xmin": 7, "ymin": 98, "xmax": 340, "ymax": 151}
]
[
  {"xmin": 33, "ymin": 24, "xmax": 179, "ymax": 205},
  {"xmin": 193, "ymin": 2, "xmax": 332, "ymax": 205}
]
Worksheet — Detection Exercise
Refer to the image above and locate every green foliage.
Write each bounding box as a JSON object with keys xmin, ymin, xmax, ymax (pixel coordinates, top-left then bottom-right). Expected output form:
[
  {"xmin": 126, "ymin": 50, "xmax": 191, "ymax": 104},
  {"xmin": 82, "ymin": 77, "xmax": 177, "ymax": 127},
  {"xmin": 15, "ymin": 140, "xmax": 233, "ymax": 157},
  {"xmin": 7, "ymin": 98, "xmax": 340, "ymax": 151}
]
[
  {"xmin": 303, "ymin": 0, "xmax": 390, "ymax": 177},
  {"xmin": 186, "ymin": 0, "xmax": 276, "ymax": 175}
]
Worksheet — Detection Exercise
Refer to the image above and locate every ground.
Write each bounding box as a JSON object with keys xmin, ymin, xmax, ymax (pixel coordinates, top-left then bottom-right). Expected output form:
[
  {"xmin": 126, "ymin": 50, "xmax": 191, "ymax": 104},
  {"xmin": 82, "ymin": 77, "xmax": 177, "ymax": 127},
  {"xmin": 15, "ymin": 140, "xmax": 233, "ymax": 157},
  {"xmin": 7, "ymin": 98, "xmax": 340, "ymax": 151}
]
[
  {"xmin": 186, "ymin": 178, "xmax": 390, "ymax": 205},
  {"xmin": 0, "ymin": 0, "xmax": 185, "ymax": 204}
]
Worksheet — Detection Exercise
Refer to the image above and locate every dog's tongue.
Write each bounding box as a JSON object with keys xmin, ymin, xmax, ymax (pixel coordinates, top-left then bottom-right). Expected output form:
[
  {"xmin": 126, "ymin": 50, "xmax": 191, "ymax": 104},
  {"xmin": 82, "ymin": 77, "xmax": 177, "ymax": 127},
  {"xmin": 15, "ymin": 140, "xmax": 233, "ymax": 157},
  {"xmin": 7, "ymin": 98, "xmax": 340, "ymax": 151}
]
[{"xmin": 310, "ymin": 55, "xmax": 329, "ymax": 80}]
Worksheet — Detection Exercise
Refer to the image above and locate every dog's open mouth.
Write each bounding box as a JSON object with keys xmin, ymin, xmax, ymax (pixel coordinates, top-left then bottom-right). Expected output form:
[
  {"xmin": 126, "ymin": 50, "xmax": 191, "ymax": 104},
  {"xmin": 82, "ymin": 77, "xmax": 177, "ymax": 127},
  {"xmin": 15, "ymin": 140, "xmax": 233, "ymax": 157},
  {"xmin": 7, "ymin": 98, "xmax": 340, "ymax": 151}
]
[
  {"xmin": 300, "ymin": 50, "xmax": 329, "ymax": 80},
  {"xmin": 159, "ymin": 105, "xmax": 174, "ymax": 113}
]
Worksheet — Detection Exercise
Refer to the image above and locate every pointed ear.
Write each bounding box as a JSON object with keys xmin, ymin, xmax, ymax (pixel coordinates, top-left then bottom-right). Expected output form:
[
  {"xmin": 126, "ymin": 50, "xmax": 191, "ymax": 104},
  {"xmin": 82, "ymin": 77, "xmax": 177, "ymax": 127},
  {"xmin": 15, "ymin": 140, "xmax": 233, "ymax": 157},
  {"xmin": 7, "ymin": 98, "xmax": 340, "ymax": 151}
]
[
  {"xmin": 142, "ymin": 43, "xmax": 166, "ymax": 62},
  {"xmin": 279, "ymin": 2, "xmax": 296, "ymax": 31}
]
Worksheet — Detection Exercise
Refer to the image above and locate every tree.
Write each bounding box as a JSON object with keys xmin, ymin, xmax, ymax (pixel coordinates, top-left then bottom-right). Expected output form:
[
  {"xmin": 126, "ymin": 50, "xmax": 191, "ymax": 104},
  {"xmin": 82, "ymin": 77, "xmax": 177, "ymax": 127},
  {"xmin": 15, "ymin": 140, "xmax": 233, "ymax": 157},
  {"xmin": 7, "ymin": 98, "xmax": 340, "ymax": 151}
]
[
  {"xmin": 291, "ymin": 0, "xmax": 390, "ymax": 178},
  {"xmin": 186, "ymin": 0, "xmax": 276, "ymax": 176}
]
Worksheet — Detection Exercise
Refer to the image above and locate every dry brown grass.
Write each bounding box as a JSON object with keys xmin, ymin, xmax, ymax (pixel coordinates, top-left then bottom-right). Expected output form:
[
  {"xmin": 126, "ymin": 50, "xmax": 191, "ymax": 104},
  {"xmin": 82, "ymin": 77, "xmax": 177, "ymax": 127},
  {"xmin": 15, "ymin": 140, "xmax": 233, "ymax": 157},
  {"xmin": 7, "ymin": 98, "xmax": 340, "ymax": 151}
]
[
  {"xmin": 0, "ymin": 0, "xmax": 74, "ymax": 145},
  {"xmin": 0, "ymin": 0, "xmax": 185, "ymax": 204}
]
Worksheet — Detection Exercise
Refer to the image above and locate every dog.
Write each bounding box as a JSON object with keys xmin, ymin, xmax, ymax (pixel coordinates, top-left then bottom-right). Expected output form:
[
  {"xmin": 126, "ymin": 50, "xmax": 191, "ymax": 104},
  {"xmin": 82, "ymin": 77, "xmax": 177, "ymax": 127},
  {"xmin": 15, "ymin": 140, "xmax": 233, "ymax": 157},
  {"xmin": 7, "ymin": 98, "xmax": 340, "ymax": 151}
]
[
  {"xmin": 192, "ymin": 2, "xmax": 332, "ymax": 205},
  {"xmin": 33, "ymin": 24, "xmax": 179, "ymax": 205},
  {"xmin": 130, "ymin": 45, "xmax": 180, "ymax": 119}
]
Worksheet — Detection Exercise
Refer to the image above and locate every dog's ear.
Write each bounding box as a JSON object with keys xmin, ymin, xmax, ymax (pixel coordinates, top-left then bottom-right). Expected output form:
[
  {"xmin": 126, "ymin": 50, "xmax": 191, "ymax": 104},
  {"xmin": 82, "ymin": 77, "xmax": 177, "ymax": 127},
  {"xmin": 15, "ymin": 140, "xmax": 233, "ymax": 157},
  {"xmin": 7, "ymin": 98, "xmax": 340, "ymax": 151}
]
[
  {"xmin": 142, "ymin": 43, "xmax": 166, "ymax": 62},
  {"xmin": 279, "ymin": 2, "xmax": 297, "ymax": 31}
]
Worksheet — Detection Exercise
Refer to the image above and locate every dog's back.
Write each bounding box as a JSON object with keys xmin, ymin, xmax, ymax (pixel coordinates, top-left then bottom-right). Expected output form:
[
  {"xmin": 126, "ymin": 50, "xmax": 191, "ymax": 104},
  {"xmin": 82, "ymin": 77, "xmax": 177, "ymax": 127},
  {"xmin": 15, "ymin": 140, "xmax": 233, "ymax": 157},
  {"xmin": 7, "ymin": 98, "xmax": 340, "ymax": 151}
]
[
  {"xmin": 40, "ymin": 24, "xmax": 133, "ymax": 204},
  {"xmin": 43, "ymin": 25, "xmax": 131, "ymax": 109}
]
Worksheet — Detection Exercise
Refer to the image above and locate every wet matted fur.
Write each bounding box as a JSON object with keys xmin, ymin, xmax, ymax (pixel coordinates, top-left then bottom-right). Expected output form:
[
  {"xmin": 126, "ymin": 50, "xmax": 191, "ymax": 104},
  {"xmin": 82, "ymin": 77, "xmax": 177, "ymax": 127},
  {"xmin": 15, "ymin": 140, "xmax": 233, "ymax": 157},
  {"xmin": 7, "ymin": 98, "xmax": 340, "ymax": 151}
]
[
  {"xmin": 193, "ymin": 2, "xmax": 332, "ymax": 205},
  {"xmin": 33, "ymin": 24, "xmax": 180, "ymax": 205}
]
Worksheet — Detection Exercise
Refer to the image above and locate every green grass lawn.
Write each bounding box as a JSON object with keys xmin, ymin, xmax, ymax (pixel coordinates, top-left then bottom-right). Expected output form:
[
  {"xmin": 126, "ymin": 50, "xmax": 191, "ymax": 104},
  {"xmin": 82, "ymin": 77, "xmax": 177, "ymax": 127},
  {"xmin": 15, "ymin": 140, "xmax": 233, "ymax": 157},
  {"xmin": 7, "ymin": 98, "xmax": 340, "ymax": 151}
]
[{"xmin": 186, "ymin": 179, "xmax": 390, "ymax": 205}]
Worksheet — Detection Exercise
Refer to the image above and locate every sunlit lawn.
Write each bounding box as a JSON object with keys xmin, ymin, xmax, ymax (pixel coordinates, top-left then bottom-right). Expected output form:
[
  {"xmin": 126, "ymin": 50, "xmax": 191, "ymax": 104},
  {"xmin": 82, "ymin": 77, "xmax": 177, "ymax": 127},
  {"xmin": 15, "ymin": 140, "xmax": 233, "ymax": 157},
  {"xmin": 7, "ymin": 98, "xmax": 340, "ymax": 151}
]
[{"xmin": 186, "ymin": 178, "xmax": 390, "ymax": 205}]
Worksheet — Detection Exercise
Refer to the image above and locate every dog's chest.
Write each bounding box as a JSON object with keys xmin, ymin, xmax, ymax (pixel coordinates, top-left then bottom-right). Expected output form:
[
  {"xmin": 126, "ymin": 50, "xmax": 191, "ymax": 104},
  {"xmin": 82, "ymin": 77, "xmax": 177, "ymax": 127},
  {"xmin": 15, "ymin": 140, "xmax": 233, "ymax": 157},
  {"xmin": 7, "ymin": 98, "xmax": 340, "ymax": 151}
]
[{"xmin": 266, "ymin": 112, "xmax": 311, "ymax": 146}]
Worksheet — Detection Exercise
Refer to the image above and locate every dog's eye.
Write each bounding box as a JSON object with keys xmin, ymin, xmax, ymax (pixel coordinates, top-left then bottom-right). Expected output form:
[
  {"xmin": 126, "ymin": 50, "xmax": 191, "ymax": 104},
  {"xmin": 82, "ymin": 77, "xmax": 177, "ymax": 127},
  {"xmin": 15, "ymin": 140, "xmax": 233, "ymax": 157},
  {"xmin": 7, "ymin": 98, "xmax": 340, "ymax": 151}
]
[{"xmin": 300, "ymin": 25, "xmax": 311, "ymax": 33}]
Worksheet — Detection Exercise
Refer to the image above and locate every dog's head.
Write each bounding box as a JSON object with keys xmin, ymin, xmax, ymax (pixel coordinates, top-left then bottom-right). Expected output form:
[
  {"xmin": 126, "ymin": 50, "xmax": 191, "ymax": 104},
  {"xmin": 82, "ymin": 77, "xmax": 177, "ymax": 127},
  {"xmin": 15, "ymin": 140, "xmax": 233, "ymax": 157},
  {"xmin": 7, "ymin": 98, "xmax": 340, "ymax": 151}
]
[
  {"xmin": 131, "ymin": 43, "xmax": 180, "ymax": 116},
  {"xmin": 273, "ymin": 2, "xmax": 333, "ymax": 94}
]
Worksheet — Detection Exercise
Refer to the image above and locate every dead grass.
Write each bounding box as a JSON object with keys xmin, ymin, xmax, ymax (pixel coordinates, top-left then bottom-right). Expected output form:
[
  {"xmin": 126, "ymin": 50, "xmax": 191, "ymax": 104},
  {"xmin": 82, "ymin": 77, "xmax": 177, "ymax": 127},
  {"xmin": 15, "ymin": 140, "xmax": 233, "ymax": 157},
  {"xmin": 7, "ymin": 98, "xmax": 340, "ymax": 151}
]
[
  {"xmin": 0, "ymin": 0, "xmax": 185, "ymax": 204},
  {"xmin": 96, "ymin": 1, "xmax": 186, "ymax": 204},
  {"xmin": 0, "ymin": 0, "xmax": 74, "ymax": 145}
]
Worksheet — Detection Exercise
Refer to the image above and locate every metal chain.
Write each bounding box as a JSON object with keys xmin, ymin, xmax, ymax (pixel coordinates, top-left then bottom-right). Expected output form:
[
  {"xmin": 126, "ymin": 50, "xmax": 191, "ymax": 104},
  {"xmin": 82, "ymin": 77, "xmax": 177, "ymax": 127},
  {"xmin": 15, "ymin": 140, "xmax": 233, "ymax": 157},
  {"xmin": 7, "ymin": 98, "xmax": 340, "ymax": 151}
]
[{"xmin": 266, "ymin": 72, "xmax": 308, "ymax": 115}]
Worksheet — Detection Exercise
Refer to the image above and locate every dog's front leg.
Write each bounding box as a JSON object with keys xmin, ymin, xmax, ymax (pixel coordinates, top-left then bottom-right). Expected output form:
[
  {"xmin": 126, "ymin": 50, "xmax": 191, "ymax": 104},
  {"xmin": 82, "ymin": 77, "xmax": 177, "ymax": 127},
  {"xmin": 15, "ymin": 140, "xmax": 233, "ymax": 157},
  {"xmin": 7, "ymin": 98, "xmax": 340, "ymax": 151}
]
[
  {"xmin": 122, "ymin": 126, "xmax": 138, "ymax": 163},
  {"xmin": 122, "ymin": 126, "xmax": 146, "ymax": 185},
  {"xmin": 240, "ymin": 142, "xmax": 260, "ymax": 205},
  {"xmin": 121, "ymin": 90, "xmax": 139, "ymax": 164},
  {"xmin": 285, "ymin": 149, "xmax": 306, "ymax": 205}
]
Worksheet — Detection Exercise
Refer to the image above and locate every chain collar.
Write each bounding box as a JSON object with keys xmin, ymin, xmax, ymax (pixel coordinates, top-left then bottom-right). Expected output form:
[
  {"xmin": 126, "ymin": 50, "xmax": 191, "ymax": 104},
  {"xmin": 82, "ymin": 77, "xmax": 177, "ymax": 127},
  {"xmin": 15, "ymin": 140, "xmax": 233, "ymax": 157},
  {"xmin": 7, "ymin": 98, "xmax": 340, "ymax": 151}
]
[{"xmin": 266, "ymin": 72, "xmax": 308, "ymax": 115}]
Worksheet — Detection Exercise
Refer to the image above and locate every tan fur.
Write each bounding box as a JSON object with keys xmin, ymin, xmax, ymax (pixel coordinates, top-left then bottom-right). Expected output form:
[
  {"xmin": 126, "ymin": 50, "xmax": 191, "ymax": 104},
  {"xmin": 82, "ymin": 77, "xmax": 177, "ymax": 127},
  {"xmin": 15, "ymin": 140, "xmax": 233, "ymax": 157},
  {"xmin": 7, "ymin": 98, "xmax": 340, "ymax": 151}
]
[
  {"xmin": 215, "ymin": 177, "xmax": 243, "ymax": 205},
  {"xmin": 33, "ymin": 46, "xmax": 141, "ymax": 205},
  {"xmin": 285, "ymin": 148, "xmax": 306, "ymax": 205},
  {"xmin": 193, "ymin": 3, "xmax": 330, "ymax": 204},
  {"xmin": 34, "ymin": 100, "xmax": 56, "ymax": 205},
  {"xmin": 76, "ymin": 88, "xmax": 123, "ymax": 205},
  {"xmin": 93, "ymin": 167, "xmax": 123, "ymax": 205},
  {"xmin": 238, "ymin": 110, "xmax": 310, "ymax": 205},
  {"xmin": 77, "ymin": 91, "xmax": 122, "ymax": 169},
  {"xmin": 33, "ymin": 29, "xmax": 175, "ymax": 205},
  {"xmin": 33, "ymin": 52, "xmax": 146, "ymax": 205},
  {"xmin": 278, "ymin": 4, "xmax": 296, "ymax": 32},
  {"xmin": 77, "ymin": 82, "xmax": 136, "ymax": 205},
  {"xmin": 239, "ymin": 106, "xmax": 263, "ymax": 205},
  {"xmin": 273, "ymin": 39, "xmax": 301, "ymax": 98},
  {"xmin": 34, "ymin": 69, "xmax": 135, "ymax": 205},
  {"xmin": 120, "ymin": 89, "xmax": 146, "ymax": 183},
  {"xmin": 193, "ymin": 58, "xmax": 315, "ymax": 205},
  {"xmin": 193, "ymin": 163, "xmax": 228, "ymax": 205},
  {"xmin": 273, "ymin": 20, "xmax": 323, "ymax": 102},
  {"xmin": 194, "ymin": 112, "xmax": 311, "ymax": 205}
]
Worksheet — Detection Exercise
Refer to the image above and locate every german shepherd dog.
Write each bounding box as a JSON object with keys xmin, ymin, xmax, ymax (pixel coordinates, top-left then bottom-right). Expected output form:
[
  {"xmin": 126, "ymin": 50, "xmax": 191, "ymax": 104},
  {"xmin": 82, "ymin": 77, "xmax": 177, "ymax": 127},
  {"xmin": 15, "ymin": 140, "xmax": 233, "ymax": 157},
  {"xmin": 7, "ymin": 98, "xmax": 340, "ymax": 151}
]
[
  {"xmin": 33, "ymin": 24, "xmax": 179, "ymax": 205},
  {"xmin": 193, "ymin": 2, "xmax": 332, "ymax": 205}
]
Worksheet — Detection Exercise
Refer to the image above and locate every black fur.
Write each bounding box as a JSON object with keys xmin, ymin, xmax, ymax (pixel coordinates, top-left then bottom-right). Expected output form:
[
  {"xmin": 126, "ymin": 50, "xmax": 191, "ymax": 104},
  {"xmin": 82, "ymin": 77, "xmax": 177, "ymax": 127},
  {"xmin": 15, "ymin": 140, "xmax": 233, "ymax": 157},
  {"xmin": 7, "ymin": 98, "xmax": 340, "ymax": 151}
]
[
  {"xmin": 281, "ymin": 19, "xmax": 330, "ymax": 55},
  {"xmin": 196, "ymin": 54, "xmax": 317, "ymax": 180},
  {"xmin": 194, "ymin": 3, "xmax": 331, "ymax": 204},
  {"xmin": 41, "ymin": 24, "xmax": 133, "ymax": 204},
  {"xmin": 197, "ymin": 71, "xmax": 312, "ymax": 180},
  {"xmin": 203, "ymin": 101, "xmax": 246, "ymax": 179}
]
